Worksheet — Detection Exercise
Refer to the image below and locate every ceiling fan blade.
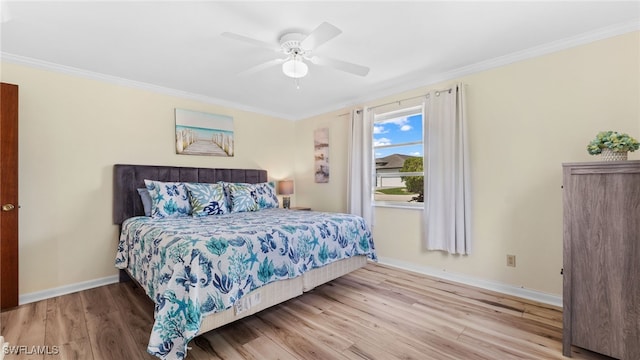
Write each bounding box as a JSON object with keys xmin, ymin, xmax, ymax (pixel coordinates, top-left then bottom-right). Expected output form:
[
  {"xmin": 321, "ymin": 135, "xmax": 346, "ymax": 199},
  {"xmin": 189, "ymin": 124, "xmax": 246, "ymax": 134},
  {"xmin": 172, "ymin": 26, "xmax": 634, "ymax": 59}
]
[
  {"xmin": 300, "ymin": 22, "xmax": 342, "ymax": 50},
  {"xmin": 310, "ymin": 56, "xmax": 370, "ymax": 77},
  {"xmin": 221, "ymin": 32, "xmax": 280, "ymax": 52},
  {"xmin": 238, "ymin": 58, "xmax": 287, "ymax": 77}
]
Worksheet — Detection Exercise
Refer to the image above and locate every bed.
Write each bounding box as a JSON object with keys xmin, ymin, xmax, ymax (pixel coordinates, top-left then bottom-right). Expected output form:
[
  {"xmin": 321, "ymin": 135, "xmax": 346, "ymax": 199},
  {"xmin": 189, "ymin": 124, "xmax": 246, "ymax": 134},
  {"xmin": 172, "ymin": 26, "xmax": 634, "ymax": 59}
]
[{"xmin": 112, "ymin": 164, "xmax": 376, "ymax": 360}]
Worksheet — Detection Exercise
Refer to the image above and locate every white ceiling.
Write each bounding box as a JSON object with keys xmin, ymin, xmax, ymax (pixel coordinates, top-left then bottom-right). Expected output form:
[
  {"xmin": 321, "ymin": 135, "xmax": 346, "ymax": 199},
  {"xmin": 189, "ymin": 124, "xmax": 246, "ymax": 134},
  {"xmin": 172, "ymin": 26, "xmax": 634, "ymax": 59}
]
[{"xmin": 1, "ymin": 1, "xmax": 639, "ymax": 120}]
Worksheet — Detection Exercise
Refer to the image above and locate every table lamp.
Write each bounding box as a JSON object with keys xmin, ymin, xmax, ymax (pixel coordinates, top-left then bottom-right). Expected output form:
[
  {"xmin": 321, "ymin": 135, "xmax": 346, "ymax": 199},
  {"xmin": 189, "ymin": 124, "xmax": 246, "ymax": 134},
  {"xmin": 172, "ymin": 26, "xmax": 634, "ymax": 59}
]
[{"xmin": 278, "ymin": 180, "xmax": 294, "ymax": 209}]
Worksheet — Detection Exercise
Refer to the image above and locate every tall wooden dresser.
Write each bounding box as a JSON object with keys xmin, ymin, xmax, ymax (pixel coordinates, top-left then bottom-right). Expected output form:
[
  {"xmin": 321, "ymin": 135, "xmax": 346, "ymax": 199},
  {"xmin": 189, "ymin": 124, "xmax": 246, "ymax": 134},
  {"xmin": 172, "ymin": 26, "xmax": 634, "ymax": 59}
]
[{"xmin": 562, "ymin": 161, "xmax": 640, "ymax": 359}]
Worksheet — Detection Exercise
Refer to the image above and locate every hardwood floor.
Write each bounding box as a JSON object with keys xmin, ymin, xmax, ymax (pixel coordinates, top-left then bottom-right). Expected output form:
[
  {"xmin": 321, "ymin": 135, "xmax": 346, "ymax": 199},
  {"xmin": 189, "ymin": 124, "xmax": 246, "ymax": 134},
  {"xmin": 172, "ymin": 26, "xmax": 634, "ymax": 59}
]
[{"xmin": 1, "ymin": 263, "xmax": 613, "ymax": 360}]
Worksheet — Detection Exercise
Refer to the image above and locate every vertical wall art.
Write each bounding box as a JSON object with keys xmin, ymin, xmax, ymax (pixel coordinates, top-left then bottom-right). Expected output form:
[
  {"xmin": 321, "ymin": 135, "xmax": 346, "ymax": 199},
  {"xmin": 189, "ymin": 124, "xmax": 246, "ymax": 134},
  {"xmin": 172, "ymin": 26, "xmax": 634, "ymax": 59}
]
[
  {"xmin": 314, "ymin": 128, "xmax": 329, "ymax": 183},
  {"xmin": 175, "ymin": 108, "xmax": 234, "ymax": 157}
]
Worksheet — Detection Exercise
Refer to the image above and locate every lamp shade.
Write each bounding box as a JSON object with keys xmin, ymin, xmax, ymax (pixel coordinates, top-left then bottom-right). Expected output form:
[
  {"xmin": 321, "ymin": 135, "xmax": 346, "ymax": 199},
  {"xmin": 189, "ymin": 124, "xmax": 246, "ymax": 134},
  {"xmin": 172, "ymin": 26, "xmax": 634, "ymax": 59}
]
[
  {"xmin": 278, "ymin": 180, "xmax": 294, "ymax": 195},
  {"xmin": 282, "ymin": 59, "xmax": 308, "ymax": 78}
]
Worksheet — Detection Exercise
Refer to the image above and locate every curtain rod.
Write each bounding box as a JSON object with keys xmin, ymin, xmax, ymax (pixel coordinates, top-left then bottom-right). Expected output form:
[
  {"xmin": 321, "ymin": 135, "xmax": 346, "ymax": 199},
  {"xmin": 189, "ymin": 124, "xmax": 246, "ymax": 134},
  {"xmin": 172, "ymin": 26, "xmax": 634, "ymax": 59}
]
[
  {"xmin": 337, "ymin": 110, "xmax": 361, "ymax": 116},
  {"xmin": 336, "ymin": 84, "xmax": 459, "ymax": 116},
  {"xmin": 368, "ymin": 94, "xmax": 427, "ymax": 111},
  {"xmin": 367, "ymin": 85, "xmax": 456, "ymax": 111}
]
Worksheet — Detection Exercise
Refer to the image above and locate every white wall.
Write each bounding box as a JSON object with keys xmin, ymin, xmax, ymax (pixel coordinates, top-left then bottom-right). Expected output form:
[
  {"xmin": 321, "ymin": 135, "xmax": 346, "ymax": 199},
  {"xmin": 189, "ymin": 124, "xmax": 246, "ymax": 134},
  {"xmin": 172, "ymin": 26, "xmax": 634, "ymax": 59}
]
[
  {"xmin": 1, "ymin": 62, "xmax": 295, "ymax": 295},
  {"xmin": 294, "ymin": 31, "xmax": 640, "ymax": 296}
]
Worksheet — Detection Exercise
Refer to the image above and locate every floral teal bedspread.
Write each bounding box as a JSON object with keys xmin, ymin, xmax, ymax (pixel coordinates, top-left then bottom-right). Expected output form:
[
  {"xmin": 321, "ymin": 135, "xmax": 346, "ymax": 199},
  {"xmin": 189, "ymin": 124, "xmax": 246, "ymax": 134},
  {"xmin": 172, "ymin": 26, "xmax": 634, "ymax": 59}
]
[{"xmin": 115, "ymin": 208, "xmax": 376, "ymax": 360}]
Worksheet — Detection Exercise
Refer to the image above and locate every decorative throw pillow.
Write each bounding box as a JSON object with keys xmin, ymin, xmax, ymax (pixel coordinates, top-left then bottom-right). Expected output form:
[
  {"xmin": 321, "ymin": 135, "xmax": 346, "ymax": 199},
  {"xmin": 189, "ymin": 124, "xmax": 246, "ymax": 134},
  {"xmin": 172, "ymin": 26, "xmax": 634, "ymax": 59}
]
[
  {"xmin": 185, "ymin": 182, "xmax": 227, "ymax": 217},
  {"xmin": 253, "ymin": 182, "xmax": 279, "ymax": 209},
  {"xmin": 137, "ymin": 188, "xmax": 152, "ymax": 217},
  {"xmin": 228, "ymin": 183, "xmax": 258, "ymax": 213},
  {"xmin": 218, "ymin": 181, "xmax": 250, "ymax": 212},
  {"xmin": 144, "ymin": 180, "xmax": 191, "ymax": 218}
]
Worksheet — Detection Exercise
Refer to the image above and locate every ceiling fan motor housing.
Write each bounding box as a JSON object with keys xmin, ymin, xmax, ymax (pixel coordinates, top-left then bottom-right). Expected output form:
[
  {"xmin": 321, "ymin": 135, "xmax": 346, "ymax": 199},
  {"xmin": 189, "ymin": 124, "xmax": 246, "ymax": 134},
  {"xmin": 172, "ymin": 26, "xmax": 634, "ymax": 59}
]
[
  {"xmin": 279, "ymin": 33, "xmax": 308, "ymax": 56},
  {"xmin": 279, "ymin": 32, "xmax": 310, "ymax": 78}
]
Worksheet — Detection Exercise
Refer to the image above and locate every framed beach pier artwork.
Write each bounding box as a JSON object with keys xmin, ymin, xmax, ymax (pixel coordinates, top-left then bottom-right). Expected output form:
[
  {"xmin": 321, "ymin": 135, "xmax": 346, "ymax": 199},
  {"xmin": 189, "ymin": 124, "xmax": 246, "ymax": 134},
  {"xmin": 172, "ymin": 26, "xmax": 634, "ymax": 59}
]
[
  {"xmin": 314, "ymin": 128, "xmax": 329, "ymax": 183},
  {"xmin": 175, "ymin": 108, "xmax": 234, "ymax": 157}
]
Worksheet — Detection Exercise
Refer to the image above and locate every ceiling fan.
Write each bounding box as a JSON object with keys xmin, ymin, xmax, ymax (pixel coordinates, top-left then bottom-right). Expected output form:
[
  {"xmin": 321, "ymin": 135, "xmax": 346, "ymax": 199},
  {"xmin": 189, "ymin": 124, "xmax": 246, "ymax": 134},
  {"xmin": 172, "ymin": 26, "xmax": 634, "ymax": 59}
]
[{"xmin": 221, "ymin": 22, "xmax": 370, "ymax": 80}]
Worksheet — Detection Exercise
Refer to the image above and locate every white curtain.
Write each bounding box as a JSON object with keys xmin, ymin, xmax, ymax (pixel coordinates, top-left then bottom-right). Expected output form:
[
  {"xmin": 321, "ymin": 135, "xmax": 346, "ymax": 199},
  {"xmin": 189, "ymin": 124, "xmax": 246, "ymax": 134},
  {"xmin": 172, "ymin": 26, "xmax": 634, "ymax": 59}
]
[
  {"xmin": 347, "ymin": 108, "xmax": 374, "ymax": 227},
  {"xmin": 424, "ymin": 83, "xmax": 471, "ymax": 254}
]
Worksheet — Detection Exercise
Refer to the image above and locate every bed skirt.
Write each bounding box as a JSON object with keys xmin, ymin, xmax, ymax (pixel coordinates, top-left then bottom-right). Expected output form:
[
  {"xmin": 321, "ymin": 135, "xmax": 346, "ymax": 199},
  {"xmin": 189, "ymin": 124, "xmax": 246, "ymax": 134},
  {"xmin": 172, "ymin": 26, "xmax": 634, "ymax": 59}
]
[{"xmin": 197, "ymin": 255, "xmax": 367, "ymax": 335}]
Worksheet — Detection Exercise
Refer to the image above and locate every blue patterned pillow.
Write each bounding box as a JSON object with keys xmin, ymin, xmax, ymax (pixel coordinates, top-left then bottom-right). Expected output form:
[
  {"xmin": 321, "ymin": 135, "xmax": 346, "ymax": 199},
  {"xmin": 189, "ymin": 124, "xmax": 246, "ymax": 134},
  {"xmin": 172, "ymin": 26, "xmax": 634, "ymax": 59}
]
[
  {"xmin": 144, "ymin": 180, "xmax": 191, "ymax": 218},
  {"xmin": 185, "ymin": 182, "xmax": 227, "ymax": 217},
  {"xmin": 228, "ymin": 183, "xmax": 258, "ymax": 213},
  {"xmin": 253, "ymin": 182, "xmax": 279, "ymax": 209},
  {"xmin": 219, "ymin": 181, "xmax": 248, "ymax": 212},
  {"xmin": 218, "ymin": 181, "xmax": 235, "ymax": 212}
]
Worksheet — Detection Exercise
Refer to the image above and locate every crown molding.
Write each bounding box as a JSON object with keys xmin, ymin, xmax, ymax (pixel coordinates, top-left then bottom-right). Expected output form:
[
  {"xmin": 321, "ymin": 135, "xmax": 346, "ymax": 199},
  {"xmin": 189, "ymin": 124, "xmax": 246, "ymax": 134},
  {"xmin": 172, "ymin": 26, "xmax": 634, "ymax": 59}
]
[
  {"xmin": 0, "ymin": 52, "xmax": 298, "ymax": 121},
  {"xmin": 434, "ymin": 19, "xmax": 640, "ymax": 84},
  {"xmin": 2, "ymin": 20, "xmax": 638, "ymax": 122},
  {"xmin": 295, "ymin": 20, "xmax": 640, "ymax": 121}
]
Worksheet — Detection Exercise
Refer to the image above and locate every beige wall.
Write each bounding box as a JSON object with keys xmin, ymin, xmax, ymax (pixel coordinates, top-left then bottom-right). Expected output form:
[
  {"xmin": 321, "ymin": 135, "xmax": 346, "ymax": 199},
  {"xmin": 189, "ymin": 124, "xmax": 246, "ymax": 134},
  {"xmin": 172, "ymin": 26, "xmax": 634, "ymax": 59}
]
[
  {"xmin": 294, "ymin": 31, "xmax": 640, "ymax": 296},
  {"xmin": 1, "ymin": 62, "xmax": 295, "ymax": 295},
  {"xmin": 3, "ymin": 30, "xmax": 638, "ymax": 299},
  {"xmin": 292, "ymin": 111, "xmax": 351, "ymax": 212}
]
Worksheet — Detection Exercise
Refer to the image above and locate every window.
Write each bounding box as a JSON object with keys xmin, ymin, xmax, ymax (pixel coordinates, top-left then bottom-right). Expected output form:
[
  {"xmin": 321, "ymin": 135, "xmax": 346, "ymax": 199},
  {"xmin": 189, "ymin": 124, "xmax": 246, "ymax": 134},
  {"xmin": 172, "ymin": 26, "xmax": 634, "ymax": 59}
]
[{"xmin": 372, "ymin": 105, "xmax": 424, "ymax": 207}]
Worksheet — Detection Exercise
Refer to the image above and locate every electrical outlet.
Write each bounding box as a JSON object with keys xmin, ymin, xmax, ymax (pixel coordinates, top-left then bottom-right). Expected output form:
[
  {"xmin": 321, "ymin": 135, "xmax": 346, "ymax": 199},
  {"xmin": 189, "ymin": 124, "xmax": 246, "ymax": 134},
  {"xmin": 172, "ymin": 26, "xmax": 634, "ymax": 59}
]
[{"xmin": 507, "ymin": 254, "xmax": 516, "ymax": 267}]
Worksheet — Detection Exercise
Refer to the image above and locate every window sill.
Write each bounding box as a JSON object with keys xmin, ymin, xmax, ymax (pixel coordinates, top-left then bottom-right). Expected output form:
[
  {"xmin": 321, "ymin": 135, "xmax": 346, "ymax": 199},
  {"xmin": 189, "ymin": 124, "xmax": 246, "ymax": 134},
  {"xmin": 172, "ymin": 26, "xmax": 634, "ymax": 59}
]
[{"xmin": 374, "ymin": 202, "xmax": 424, "ymax": 210}]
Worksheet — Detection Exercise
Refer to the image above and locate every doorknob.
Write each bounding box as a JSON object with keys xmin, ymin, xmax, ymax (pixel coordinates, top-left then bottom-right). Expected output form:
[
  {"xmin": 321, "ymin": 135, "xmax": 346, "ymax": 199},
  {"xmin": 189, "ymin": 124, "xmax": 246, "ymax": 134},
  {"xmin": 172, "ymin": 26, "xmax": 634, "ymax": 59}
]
[{"xmin": 2, "ymin": 204, "xmax": 15, "ymax": 212}]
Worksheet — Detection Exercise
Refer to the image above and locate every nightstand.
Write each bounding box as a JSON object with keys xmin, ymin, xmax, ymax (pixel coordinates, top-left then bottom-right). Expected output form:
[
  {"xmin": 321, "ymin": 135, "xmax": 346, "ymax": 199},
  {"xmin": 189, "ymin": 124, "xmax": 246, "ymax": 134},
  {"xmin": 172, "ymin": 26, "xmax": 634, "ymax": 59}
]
[{"xmin": 289, "ymin": 206, "xmax": 311, "ymax": 211}]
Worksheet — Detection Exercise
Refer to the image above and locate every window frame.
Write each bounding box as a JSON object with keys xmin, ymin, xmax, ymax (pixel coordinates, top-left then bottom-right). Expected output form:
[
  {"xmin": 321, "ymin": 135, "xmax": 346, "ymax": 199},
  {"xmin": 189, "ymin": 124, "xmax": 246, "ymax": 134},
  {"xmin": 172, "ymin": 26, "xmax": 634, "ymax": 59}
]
[{"xmin": 372, "ymin": 104, "xmax": 425, "ymax": 209}]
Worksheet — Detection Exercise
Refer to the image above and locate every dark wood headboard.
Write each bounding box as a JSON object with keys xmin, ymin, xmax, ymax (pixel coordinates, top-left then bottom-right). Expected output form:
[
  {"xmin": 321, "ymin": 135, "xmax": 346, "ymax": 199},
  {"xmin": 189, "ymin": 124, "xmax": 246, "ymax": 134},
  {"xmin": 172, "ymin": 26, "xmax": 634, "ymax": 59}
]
[{"xmin": 113, "ymin": 164, "xmax": 267, "ymax": 224}]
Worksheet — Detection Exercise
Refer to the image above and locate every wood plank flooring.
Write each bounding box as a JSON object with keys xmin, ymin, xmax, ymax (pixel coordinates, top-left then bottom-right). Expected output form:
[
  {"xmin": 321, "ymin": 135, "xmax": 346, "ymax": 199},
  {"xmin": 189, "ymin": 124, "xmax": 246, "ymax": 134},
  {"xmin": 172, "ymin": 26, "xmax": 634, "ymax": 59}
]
[{"xmin": 1, "ymin": 263, "xmax": 613, "ymax": 360}]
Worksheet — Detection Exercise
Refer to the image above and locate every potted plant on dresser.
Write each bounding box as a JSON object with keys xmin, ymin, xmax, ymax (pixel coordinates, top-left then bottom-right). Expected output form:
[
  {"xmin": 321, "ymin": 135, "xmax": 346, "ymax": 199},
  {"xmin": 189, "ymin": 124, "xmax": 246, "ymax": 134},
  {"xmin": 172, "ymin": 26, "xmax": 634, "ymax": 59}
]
[{"xmin": 587, "ymin": 130, "xmax": 640, "ymax": 161}]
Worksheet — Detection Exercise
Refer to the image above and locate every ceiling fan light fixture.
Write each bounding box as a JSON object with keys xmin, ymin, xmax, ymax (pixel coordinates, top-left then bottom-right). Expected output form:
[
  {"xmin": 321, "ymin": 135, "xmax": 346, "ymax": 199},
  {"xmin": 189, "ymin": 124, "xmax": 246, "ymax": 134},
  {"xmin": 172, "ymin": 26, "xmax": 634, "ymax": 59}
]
[{"xmin": 282, "ymin": 58, "xmax": 308, "ymax": 78}]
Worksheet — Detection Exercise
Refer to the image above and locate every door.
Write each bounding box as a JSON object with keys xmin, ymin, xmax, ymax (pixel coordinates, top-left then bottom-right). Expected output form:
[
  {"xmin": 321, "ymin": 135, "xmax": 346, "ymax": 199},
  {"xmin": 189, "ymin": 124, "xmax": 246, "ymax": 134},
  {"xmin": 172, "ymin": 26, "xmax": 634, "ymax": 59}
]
[{"xmin": 0, "ymin": 82, "xmax": 18, "ymax": 310}]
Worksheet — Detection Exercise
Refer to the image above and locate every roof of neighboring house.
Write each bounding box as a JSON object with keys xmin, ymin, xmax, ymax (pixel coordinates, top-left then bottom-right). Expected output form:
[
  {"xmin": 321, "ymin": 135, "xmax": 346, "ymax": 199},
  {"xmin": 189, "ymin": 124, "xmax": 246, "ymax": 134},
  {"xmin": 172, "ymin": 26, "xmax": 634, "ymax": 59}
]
[{"xmin": 375, "ymin": 154, "xmax": 419, "ymax": 170}]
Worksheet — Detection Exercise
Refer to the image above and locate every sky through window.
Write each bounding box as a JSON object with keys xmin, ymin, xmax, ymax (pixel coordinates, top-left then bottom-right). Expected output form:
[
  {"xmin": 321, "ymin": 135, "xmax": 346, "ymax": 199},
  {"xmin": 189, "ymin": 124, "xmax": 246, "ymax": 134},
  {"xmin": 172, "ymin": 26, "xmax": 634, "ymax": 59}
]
[{"xmin": 373, "ymin": 114, "xmax": 423, "ymax": 159}]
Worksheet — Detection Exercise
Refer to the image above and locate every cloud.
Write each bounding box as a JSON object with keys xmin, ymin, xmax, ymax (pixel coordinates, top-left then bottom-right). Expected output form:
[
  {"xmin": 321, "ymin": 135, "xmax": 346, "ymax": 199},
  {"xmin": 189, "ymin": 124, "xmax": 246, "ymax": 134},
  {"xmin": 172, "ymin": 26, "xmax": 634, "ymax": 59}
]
[
  {"xmin": 379, "ymin": 117, "xmax": 406, "ymax": 125},
  {"xmin": 410, "ymin": 151, "xmax": 421, "ymax": 156},
  {"xmin": 374, "ymin": 137, "xmax": 392, "ymax": 146},
  {"xmin": 379, "ymin": 116, "xmax": 408, "ymax": 127},
  {"xmin": 378, "ymin": 116, "xmax": 417, "ymax": 133},
  {"xmin": 373, "ymin": 125, "xmax": 387, "ymax": 134}
]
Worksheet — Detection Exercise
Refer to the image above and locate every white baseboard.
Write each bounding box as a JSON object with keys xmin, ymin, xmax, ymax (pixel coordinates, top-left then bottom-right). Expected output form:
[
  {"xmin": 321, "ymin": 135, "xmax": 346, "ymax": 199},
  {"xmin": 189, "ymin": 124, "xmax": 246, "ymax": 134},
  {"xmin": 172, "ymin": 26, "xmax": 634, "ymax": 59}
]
[
  {"xmin": 376, "ymin": 257, "xmax": 562, "ymax": 308},
  {"xmin": 19, "ymin": 275, "xmax": 120, "ymax": 305},
  {"xmin": 18, "ymin": 259, "xmax": 563, "ymax": 308}
]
